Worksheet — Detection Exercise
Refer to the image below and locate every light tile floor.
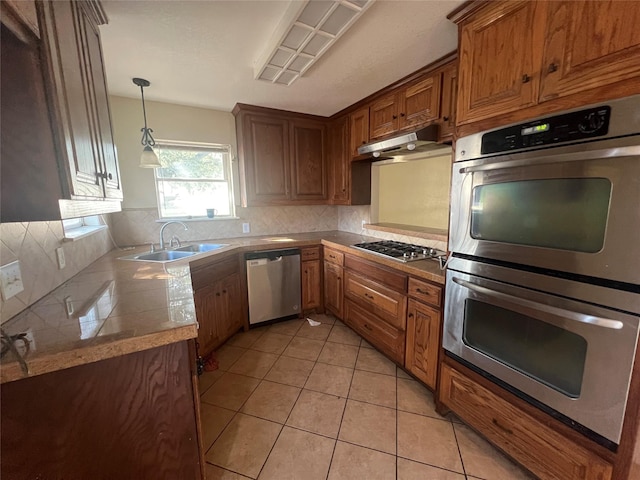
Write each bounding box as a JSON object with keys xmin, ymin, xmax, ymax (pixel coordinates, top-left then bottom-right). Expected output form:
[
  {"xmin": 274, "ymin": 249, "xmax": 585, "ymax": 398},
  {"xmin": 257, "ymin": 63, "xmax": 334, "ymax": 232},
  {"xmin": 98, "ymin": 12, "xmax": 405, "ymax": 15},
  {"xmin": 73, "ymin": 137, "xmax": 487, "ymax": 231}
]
[{"xmin": 199, "ymin": 314, "xmax": 535, "ymax": 480}]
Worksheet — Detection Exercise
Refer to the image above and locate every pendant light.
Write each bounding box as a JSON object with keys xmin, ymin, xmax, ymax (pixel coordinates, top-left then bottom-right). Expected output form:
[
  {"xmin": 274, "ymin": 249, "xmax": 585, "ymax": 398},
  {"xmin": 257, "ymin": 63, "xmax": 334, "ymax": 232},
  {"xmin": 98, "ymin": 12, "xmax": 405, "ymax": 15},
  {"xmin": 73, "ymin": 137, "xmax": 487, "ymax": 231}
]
[{"xmin": 133, "ymin": 77, "xmax": 161, "ymax": 168}]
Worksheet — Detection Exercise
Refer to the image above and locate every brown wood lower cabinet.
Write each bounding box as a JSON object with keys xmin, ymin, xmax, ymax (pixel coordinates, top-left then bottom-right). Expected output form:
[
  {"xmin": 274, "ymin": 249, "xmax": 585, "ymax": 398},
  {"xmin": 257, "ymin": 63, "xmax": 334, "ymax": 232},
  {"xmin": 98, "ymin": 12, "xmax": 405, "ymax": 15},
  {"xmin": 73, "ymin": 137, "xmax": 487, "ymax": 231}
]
[
  {"xmin": 439, "ymin": 361, "xmax": 613, "ymax": 480},
  {"xmin": 405, "ymin": 298, "xmax": 441, "ymax": 390},
  {"xmin": 191, "ymin": 255, "xmax": 244, "ymax": 357},
  {"xmin": 345, "ymin": 299, "xmax": 405, "ymax": 364},
  {"xmin": 0, "ymin": 341, "xmax": 203, "ymax": 479},
  {"xmin": 302, "ymin": 259, "xmax": 322, "ymax": 312},
  {"xmin": 324, "ymin": 260, "xmax": 343, "ymax": 318}
]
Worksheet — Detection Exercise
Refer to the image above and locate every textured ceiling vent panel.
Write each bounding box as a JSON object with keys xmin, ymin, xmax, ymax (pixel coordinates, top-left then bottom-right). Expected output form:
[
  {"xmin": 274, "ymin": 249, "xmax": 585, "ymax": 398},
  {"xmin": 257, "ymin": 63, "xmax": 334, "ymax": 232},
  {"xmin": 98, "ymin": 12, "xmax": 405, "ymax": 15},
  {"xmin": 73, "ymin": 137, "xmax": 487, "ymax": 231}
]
[{"xmin": 255, "ymin": 0, "xmax": 375, "ymax": 86}]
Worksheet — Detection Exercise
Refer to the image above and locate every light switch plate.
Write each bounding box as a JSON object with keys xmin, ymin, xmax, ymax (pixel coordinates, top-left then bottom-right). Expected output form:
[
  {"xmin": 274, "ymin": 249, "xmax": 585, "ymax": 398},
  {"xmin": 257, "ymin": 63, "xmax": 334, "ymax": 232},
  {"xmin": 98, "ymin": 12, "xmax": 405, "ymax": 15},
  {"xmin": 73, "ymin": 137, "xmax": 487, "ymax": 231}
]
[
  {"xmin": 0, "ymin": 261, "xmax": 24, "ymax": 300},
  {"xmin": 242, "ymin": 223, "xmax": 251, "ymax": 234}
]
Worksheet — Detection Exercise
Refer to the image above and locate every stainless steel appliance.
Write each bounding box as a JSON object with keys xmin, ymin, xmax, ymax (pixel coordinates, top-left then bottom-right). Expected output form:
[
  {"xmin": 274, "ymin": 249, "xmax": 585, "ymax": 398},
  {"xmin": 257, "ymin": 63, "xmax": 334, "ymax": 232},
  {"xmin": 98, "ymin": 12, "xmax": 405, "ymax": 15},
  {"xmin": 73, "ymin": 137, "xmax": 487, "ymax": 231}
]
[
  {"xmin": 450, "ymin": 95, "xmax": 640, "ymax": 286},
  {"xmin": 444, "ymin": 256, "xmax": 639, "ymax": 447},
  {"xmin": 445, "ymin": 96, "xmax": 640, "ymax": 450},
  {"xmin": 246, "ymin": 249, "xmax": 301, "ymax": 326},
  {"xmin": 352, "ymin": 241, "xmax": 446, "ymax": 264}
]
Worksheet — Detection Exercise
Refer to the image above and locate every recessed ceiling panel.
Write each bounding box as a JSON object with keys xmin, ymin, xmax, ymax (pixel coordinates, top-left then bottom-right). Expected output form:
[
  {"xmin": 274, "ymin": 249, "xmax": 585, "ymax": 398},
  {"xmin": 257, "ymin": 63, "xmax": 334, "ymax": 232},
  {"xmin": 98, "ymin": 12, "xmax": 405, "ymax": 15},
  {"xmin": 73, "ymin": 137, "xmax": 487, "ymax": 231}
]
[
  {"xmin": 298, "ymin": 1, "xmax": 334, "ymax": 28},
  {"xmin": 321, "ymin": 4, "xmax": 357, "ymax": 36},
  {"xmin": 269, "ymin": 48, "xmax": 294, "ymax": 68},
  {"xmin": 282, "ymin": 24, "xmax": 312, "ymax": 50},
  {"xmin": 302, "ymin": 34, "xmax": 331, "ymax": 56},
  {"xmin": 275, "ymin": 70, "xmax": 298, "ymax": 85},
  {"xmin": 288, "ymin": 55, "xmax": 313, "ymax": 73}
]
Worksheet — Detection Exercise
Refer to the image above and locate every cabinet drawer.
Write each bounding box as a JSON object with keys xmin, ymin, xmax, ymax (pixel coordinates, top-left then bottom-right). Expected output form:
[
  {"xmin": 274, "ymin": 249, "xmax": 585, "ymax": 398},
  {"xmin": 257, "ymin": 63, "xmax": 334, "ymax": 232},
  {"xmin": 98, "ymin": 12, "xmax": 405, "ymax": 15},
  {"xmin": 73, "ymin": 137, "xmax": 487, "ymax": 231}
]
[
  {"xmin": 345, "ymin": 299, "xmax": 404, "ymax": 364},
  {"xmin": 324, "ymin": 247, "xmax": 344, "ymax": 266},
  {"xmin": 440, "ymin": 363, "xmax": 613, "ymax": 480},
  {"xmin": 344, "ymin": 271, "xmax": 407, "ymax": 330},
  {"xmin": 344, "ymin": 254, "xmax": 407, "ymax": 292},
  {"xmin": 190, "ymin": 255, "xmax": 238, "ymax": 291},
  {"xmin": 408, "ymin": 278, "xmax": 442, "ymax": 308},
  {"xmin": 301, "ymin": 246, "xmax": 321, "ymax": 261}
]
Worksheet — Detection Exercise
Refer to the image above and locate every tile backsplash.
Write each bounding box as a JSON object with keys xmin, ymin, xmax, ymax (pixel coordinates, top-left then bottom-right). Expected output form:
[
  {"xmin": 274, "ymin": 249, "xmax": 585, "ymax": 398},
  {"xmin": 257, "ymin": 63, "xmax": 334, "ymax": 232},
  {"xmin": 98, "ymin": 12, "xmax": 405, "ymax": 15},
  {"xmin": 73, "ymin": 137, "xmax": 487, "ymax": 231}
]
[
  {"xmin": 0, "ymin": 220, "xmax": 114, "ymax": 322},
  {"xmin": 110, "ymin": 206, "xmax": 340, "ymax": 247}
]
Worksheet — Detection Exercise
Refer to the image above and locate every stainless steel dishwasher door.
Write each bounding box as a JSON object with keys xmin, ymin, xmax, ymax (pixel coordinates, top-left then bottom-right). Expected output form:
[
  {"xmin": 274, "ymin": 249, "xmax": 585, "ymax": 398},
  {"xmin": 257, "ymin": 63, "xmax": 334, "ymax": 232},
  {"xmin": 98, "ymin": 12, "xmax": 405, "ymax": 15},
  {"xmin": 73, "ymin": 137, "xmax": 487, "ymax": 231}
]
[{"xmin": 245, "ymin": 249, "xmax": 301, "ymax": 326}]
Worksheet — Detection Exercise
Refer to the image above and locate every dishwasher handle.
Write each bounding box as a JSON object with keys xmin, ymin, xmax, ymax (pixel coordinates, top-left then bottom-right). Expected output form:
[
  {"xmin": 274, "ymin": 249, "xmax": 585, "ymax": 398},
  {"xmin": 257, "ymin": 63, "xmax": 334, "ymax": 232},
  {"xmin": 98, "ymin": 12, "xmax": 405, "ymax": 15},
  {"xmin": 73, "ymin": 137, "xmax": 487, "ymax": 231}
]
[{"xmin": 245, "ymin": 248, "xmax": 300, "ymax": 261}]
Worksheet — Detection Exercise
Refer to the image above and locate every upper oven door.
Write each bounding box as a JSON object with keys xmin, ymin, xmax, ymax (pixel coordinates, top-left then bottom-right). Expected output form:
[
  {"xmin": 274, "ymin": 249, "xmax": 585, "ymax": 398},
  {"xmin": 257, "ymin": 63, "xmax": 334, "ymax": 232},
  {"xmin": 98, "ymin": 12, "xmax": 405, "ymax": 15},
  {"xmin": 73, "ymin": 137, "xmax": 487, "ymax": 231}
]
[{"xmin": 449, "ymin": 135, "xmax": 640, "ymax": 285}]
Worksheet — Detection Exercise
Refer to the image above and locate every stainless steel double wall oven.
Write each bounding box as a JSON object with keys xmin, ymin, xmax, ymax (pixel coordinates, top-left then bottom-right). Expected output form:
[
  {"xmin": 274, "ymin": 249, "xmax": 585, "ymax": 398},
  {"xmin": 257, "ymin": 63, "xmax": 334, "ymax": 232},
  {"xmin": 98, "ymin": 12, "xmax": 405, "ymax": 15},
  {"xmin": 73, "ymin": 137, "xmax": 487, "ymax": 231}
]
[{"xmin": 445, "ymin": 95, "xmax": 640, "ymax": 450}]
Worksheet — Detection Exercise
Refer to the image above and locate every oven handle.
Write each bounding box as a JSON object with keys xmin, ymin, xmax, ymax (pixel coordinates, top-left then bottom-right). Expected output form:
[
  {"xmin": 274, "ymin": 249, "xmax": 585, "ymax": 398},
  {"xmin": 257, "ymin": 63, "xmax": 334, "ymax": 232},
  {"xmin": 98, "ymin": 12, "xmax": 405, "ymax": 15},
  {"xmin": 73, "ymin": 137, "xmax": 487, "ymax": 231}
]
[{"xmin": 452, "ymin": 277, "xmax": 624, "ymax": 330}]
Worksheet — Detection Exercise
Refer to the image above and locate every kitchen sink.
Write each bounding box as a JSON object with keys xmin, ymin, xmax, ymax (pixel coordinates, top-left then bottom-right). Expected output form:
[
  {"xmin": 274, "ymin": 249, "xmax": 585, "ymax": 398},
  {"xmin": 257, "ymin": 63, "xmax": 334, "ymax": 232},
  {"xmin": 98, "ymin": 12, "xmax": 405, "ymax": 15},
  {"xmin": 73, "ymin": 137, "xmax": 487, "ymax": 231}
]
[
  {"xmin": 118, "ymin": 243, "xmax": 229, "ymax": 263},
  {"xmin": 175, "ymin": 243, "xmax": 229, "ymax": 253}
]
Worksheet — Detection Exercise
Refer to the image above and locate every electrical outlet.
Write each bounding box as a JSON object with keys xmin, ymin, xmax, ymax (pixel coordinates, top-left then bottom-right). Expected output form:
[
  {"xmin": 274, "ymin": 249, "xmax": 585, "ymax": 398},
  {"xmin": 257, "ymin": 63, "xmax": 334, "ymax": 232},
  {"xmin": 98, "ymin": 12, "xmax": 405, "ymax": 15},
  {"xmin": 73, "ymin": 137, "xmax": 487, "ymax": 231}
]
[
  {"xmin": 242, "ymin": 223, "xmax": 251, "ymax": 234},
  {"xmin": 0, "ymin": 261, "xmax": 24, "ymax": 300},
  {"xmin": 56, "ymin": 247, "xmax": 66, "ymax": 269}
]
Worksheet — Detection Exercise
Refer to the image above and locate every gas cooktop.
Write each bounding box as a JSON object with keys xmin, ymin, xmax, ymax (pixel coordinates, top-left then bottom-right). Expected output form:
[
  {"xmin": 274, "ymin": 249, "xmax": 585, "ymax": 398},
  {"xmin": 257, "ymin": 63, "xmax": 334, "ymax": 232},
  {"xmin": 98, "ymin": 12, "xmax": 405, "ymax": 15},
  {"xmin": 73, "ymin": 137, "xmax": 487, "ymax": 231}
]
[{"xmin": 352, "ymin": 241, "xmax": 447, "ymax": 264}]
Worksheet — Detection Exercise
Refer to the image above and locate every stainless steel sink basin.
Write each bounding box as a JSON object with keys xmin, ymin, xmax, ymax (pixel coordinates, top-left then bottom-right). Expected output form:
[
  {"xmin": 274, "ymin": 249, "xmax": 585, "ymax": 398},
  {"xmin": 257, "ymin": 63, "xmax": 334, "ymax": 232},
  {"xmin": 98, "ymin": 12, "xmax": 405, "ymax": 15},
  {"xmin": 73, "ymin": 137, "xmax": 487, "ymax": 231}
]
[
  {"xmin": 176, "ymin": 243, "xmax": 229, "ymax": 253},
  {"xmin": 118, "ymin": 243, "xmax": 229, "ymax": 263}
]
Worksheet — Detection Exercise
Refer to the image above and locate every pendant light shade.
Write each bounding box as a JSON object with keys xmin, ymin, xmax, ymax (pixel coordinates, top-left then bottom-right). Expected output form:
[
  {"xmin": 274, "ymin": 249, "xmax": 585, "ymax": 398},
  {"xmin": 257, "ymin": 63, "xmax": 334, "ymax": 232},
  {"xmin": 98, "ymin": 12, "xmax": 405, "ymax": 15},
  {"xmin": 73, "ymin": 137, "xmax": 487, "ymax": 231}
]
[{"xmin": 133, "ymin": 77, "xmax": 161, "ymax": 168}]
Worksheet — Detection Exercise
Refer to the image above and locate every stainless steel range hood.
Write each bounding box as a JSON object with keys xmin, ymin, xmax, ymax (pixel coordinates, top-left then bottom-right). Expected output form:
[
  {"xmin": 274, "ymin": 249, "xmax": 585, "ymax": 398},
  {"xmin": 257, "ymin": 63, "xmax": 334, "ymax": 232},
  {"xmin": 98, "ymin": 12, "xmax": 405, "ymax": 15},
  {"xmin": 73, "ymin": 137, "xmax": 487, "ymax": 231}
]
[{"xmin": 357, "ymin": 124, "xmax": 444, "ymax": 160}]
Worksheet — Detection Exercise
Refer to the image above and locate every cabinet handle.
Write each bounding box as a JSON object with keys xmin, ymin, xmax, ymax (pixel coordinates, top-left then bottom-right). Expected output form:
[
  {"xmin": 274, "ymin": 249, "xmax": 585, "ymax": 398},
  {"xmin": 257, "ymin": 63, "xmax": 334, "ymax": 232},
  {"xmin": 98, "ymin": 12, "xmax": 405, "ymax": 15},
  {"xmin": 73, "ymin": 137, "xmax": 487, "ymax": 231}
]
[
  {"xmin": 492, "ymin": 418, "xmax": 514, "ymax": 435},
  {"xmin": 304, "ymin": 270, "xmax": 308, "ymax": 274},
  {"xmin": 216, "ymin": 292, "xmax": 221, "ymax": 297},
  {"xmin": 408, "ymin": 313, "xmax": 414, "ymax": 318},
  {"xmin": 223, "ymin": 289, "xmax": 227, "ymax": 294},
  {"xmin": 443, "ymin": 116, "xmax": 450, "ymax": 122},
  {"xmin": 416, "ymin": 288, "xmax": 430, "ymax": 295},
  {"xmin": 364, "ymin": 323, "xmax": 373, "ymax": 331},
  {"xmin": 400, "ymin": 112, "xmax": 405, "ymax": 117},
  {"xmin": 337, "ymin": 277, "xmax": 341, "ymax": 281},
  {"xmin": 362, "ymin": 141, "xmax": 367, "ymax": 145},
  {"xmin": 364, "ymin": 293, "xmax": 374, "ymax": 300},
  {"xmin": 392, "ymin": 115, "xmax": 398, "ymax": 120},
  {"xmin": 521, "ymin": 74, "xmax": 531, "ymax": 83},
  {"xmin": 548, "ymin": 63, "xmax": 558, "ymax": 73}
]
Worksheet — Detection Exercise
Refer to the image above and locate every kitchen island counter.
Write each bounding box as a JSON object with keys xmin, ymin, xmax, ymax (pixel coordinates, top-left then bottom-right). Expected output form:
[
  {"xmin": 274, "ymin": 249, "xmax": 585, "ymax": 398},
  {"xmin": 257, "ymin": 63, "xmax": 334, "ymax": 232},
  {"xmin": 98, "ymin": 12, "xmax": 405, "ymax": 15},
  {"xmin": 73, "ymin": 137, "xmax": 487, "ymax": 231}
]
[{"xmin": 0, "ymin": 230, "xmax": 445, "ymax": 383}]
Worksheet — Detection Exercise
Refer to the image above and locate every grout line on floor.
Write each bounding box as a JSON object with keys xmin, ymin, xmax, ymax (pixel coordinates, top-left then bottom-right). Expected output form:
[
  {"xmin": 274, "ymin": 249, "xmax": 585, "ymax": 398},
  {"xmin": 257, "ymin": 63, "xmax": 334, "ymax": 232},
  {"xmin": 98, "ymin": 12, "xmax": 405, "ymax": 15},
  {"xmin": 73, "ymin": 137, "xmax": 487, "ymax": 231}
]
[{"xmin": 451, "ymin": 418, "xmax": 468, "ymax": 478}]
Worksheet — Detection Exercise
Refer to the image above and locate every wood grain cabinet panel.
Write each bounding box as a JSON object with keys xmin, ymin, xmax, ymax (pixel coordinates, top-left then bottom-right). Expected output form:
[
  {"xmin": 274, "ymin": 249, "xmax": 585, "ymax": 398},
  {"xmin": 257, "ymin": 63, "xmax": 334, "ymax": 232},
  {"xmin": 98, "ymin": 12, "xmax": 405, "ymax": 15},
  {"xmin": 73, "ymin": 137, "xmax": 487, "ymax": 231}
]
[
  {"xmin": 399, "ymin": 75, "xmax": 441, "ymax": 130},
  {"xmin": 539, "ymin": 1, "xmax": 640, "ymax": 102},
  {"xmin": 440, "ymin": 362, "xmax": 613, "ymax": 480},
  {"xmin": 327, "ymin": 116, "xmax": 350, "ymax": 204},
  {"xmin": 1, "ymin": 341, "xmax": 203, "ymax": 479},
  {"xmin": 456, "ymin": 0, "xmax": 545, "ymax": 125},
  {"xmin": 370, "ymin": 92, "xmax": 400, "ymax": 139},
  {"xmin": 302, "ymin": 259, "xmax": 322, "ymax": 311},
  {"xmin": 191, "ymin": 256, "xmax": 244, "ymax": 357},
  {"xmin": 242, "ymin": 114, "xmax": 290, "ymax": 204},
  {"xmin": 344, "ymin": 271, "xmax": 407, "ymax": 330},
  {"xmin": 405, "ymin": 299, "xmax": 441, "ymax": 390},
  {"xmin": 349, "ymin": 107, "xmax": 370, "ymax": 157},
  {"xmin": 408, "ymin": 278, "xmax": 442, "ymax": 308},
  {"xmin": 290, "ymin": 119, "xmax": 327, "ymax": 201},
  {"xmin": 439, "ymin": 62, "xmax": 458, "ymax": 142},
  {"xmin": 324, "ymin": 260, "xmax": 343, "ymax": 319}
]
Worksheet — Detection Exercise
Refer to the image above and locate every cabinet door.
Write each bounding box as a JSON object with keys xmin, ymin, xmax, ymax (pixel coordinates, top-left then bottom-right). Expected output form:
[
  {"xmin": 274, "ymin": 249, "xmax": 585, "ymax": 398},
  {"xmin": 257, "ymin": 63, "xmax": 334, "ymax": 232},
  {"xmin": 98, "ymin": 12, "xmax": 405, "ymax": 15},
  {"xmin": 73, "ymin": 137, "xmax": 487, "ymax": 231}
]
[
  {"xmin": 42, "ymin": 1, "xmax": 104, "ymax": 199},
  {"xmin": 349, "ymin": 107, "xmax": 369, "ymax": 157},
  {"xmin": 324, "ymin": 261, "xmax": 343, "ymax": 319},
  {"xmin": 405, "ymin": 299, "xmax": 441, "ymax": 390},
  {"xmin": 327, "ymin": 116, "xmax": 350, "ymax": 204},
  {"xmin": 539, "ymin": 1, "xmax": 640, "ymax": 102},
  {"xmin": 457, "ymin": 0, "xmax": 545, "ymax": 125},
  {"xmin": 242, "ymin": 114, "xmax": 290, "ymax": 205},
  {"xmin": 439, "ymin": 63, "xmax": 457, "ymax": 142},
  {"xmin": 302, "ymin": 260, "xmax": 322, "ymax": 311},
  {"xmin": 215, "ymin": 273, "xmax": 243, "ymax": 343},
  {"xmin": 399, "ymin": 75, "xmax": 441, "ymax": 130},
  {"xmin": 77, "ymin": 2, "xmax": 121, "ymax": 199},
  {"xmin": 290, "ymin": 119, "xmax": 327, "ymax": 201},
  {"xmin": 194, "ymin": 284, "xmax": 219, "ymax": 357},
  {"xmin": 370, "ymin": 92, "xmax": 400, "ymax": 139}
]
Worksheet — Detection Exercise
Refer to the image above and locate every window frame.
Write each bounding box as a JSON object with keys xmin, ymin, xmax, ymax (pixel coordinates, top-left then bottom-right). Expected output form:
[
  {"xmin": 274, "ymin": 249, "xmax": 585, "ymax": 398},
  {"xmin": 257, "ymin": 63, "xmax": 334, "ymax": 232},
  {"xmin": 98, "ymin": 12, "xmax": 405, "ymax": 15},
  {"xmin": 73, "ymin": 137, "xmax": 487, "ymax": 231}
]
[{"xmin": 153, "ymin": 140, "xmax": 235, "ymax": 220}]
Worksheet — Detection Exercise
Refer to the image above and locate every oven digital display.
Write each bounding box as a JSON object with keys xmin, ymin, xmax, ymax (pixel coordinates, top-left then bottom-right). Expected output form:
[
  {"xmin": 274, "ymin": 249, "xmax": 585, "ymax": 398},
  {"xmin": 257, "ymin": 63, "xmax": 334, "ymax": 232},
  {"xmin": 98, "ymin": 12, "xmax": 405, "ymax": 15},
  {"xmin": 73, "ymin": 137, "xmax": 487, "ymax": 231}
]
[{"xmin": 521, "ymin": 123, "xmax": 550, "ymax": 136}]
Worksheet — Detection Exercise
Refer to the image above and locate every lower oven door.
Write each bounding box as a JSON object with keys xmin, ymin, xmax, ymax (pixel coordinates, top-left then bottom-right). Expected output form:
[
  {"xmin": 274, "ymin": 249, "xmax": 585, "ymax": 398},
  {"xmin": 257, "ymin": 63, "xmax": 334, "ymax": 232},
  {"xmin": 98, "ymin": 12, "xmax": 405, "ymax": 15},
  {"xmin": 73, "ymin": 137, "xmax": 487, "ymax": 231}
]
[{"xmin": 443, "ymin": 265, "xmax": 639, "ymax": 446}]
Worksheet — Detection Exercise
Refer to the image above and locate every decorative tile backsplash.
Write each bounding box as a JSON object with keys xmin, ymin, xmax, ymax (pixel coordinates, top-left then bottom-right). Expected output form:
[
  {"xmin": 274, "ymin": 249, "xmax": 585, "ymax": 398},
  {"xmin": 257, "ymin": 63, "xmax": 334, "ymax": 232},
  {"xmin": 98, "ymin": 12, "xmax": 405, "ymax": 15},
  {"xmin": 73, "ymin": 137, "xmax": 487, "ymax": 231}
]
[
  {"xmin": 0, "ymin": 219, "xmax": 114, "ymax": 323},
  {"xmin": 110, "ymin": 206, "xmax": 340, "ymax": 247}
]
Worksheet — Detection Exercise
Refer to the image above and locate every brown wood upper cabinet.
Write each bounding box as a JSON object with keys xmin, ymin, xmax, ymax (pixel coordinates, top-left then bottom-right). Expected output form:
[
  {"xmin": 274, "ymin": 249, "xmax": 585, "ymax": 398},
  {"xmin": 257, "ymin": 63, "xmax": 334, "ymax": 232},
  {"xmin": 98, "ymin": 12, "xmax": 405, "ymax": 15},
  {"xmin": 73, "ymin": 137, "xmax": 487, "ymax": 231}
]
[
  {"xmin": 453, "ymin": 0, "xmax": 640, "ymax": 127},
  {"xmin": 233, "ymin": 105, "xmax": 328, "ymax": 206},
  {"xmin": 349, "ymin": 107, "xmax": 370, "ymax": 157},
  {"xmin": 1, "ymin": 0, "xmax": 123, "ymax": 222},
  {"xmin": 369, "ymin": 73, "xmax": 441, "ymax": 140}
]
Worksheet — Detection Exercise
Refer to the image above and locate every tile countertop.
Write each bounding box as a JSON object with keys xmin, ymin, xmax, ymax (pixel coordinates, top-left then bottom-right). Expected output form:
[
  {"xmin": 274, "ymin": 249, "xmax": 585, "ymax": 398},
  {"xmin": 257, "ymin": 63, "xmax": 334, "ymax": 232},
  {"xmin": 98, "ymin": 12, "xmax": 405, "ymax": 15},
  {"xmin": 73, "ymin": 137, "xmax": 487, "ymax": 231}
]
[{"xmin": 0, "ymin": 231, "xmax": 445, "ymax": 384}]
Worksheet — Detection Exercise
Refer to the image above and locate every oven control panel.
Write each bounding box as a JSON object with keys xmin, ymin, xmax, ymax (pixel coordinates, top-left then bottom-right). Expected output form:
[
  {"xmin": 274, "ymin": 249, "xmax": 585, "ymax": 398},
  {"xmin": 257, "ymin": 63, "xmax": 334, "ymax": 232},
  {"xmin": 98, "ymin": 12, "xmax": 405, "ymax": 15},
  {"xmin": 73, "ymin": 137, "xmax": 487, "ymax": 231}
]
[{"xmin": 481, "ymin": 106, "xmax": 611, "ymax": 155}]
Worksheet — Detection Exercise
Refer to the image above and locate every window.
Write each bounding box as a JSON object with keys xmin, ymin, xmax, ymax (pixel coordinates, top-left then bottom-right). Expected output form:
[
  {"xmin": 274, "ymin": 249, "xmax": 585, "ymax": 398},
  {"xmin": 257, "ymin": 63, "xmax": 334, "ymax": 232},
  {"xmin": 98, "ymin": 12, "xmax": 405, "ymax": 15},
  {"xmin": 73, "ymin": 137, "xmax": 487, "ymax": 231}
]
[
  {"xmin": 62, "ymin": 215, "xmax": 107, "ymax": 240},
  {"xmin": 154, "ymin": 142, "xmax": 234, "ymax": 219}
]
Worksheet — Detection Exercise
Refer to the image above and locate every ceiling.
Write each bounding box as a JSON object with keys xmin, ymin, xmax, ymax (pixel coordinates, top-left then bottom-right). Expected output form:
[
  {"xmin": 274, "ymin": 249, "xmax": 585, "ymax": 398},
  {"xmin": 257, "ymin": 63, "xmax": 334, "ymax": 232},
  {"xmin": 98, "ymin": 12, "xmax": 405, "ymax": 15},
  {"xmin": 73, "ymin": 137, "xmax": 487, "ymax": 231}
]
[{"xmin": 100, "ymin": 0, "xmax": 464, "ymax": 117}]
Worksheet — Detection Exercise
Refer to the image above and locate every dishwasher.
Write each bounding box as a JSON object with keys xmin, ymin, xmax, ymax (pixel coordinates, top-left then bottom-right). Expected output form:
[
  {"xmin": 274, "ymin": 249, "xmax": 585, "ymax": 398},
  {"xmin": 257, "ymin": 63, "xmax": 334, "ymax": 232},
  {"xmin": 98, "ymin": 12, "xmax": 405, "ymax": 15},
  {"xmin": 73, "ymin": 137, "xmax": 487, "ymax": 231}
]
[{"xmin": 245, "ymin": 248, "xmax": 301, "ymax": 326}]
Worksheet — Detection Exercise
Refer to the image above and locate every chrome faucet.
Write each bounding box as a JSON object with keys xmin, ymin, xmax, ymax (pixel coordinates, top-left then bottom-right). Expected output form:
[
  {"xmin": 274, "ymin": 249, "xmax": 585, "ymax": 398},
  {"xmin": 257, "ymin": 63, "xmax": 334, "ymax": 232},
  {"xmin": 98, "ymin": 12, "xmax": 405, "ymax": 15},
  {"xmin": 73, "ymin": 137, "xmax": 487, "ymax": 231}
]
[{"xmin": 159, "ymin": 221, "xmax": 187, "ymax": 250}]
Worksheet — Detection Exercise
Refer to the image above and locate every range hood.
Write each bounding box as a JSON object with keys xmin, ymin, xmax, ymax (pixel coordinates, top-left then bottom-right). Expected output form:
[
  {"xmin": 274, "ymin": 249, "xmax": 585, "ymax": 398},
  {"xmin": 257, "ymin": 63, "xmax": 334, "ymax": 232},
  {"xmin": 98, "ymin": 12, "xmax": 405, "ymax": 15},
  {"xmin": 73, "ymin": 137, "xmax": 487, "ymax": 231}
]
[{"xmin": 357, "ymin": 124, "xmax": 445, "ymax": 160}]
